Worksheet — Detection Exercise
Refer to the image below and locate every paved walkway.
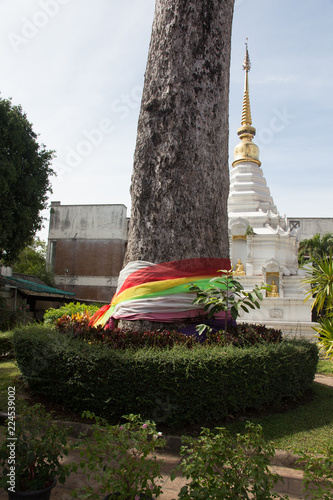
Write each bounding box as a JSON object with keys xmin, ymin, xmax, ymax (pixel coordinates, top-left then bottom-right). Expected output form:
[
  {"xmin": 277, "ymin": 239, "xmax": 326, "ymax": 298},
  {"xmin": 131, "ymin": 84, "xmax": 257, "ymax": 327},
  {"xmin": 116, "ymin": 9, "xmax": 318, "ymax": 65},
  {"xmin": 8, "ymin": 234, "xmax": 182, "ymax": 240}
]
[
  {"xmin": 56, "ymin": 448, "xmax": 185, "ymax": 500},
  {"xmin": 314, "ymin": 372, "xmax": 333, "ymax": 387},
  {"xmin": 1, "ymin": 374, "xmax": 332, "ymax": 499}
]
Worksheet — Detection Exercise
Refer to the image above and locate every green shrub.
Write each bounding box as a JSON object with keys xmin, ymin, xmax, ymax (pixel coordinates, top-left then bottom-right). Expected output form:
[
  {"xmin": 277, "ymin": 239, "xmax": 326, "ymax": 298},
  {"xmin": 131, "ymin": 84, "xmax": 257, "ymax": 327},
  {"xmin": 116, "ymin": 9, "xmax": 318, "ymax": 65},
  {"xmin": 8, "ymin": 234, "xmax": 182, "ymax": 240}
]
[
  {"xmin": 174, "ymin": 423, "xmax": 285, "ymax": 499},
  {"xmin": 206, "ymin": 323, "xmax": 282, "ymax": 347},
  {"xmin": 189, "ymin": 270, "xmax": 267, "ymax": 334},
  {"xmin": 0, "ymin": 404, "xmax": 71, "ymax": 492},
  {"xmin": 72, "ymin": 413, "xmax": 166, "ymax": 499},
  {"xmin": 57, "ymin": 319, "xmax": 197, "ymax": 348},
  {"xmin": 13, "ymin": 326, "xmax": 318, "ymax": 428},
  {"xmin": 0, "ymin": 297, "xmax": 29, "ymax": 331},
  {"xmin": 0, "ymin": 331, "xmax": 14, "ymax": 358},
  {"xmin": 297, "ymin": 447, "xmax": 333, "ymax": 499},
  {"xmin": 43, "ymin": 302, "xmax": 102, "ymax": 325}
]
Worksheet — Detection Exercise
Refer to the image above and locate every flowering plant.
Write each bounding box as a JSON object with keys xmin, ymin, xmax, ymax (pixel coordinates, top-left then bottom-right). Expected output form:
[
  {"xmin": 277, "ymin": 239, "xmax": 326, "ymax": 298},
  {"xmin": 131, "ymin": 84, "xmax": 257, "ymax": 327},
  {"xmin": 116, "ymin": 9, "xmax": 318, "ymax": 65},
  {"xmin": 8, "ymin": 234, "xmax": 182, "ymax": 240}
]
[
  {"xmin": 173, "ymin": 422, "xmax": 288, "ymax": 499},
  {"xmin": 55, "ymin": 312, "xmax": 107, "ymax": 343},
  {"xmin": 72, "ymin": 413, "xmax": 166, "ymax": 499}
]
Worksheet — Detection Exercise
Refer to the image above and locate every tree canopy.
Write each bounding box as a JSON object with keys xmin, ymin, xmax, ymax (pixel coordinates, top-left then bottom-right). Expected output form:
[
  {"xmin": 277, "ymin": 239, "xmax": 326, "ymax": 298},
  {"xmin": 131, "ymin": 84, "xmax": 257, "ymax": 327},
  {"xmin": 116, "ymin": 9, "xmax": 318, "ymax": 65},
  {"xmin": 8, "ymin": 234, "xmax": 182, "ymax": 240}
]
[
  {"xmin": 0, "ymin": 97, "xmax": 55, "ymax": 264},
  {"xmin": 11, "ymin": 238, "xmax": 55, "ymax": 287},
  {"xmin": 298, "ymin": 233, "xmax": 333, "ymax": 267}
]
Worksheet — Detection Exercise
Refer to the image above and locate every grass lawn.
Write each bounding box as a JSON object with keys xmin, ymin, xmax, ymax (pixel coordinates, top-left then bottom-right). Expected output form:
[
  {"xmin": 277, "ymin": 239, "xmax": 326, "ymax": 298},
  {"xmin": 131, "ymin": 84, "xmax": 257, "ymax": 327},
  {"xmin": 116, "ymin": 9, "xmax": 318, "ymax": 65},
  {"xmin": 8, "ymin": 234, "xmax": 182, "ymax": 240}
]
[
  {"xmin": 0, "ymin": 360, "xmax": 21, "ymax": 412},
  {"xmin": 1, "ymin": 359, "xmax": 333, "ymax": 455},
  {"xmin": 225, "ymin": 383, "xmax": 333, "ymax": 454},
  {"xmin": 317, "ymin": 358, "xmax": 333, "ymax": 375}
]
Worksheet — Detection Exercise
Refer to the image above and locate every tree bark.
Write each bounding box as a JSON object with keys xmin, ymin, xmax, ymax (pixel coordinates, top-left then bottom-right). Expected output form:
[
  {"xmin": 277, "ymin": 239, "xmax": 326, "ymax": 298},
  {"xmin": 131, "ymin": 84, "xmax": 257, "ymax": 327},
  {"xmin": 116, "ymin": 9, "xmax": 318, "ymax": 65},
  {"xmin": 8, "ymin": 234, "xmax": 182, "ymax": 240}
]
[
  {"xmin": 124, "ymin": 0, "xmax": 234, "ymax": 265},
  {"xmin": 121, "ymin": 0, "xmax": 234, "ymax": 331}
]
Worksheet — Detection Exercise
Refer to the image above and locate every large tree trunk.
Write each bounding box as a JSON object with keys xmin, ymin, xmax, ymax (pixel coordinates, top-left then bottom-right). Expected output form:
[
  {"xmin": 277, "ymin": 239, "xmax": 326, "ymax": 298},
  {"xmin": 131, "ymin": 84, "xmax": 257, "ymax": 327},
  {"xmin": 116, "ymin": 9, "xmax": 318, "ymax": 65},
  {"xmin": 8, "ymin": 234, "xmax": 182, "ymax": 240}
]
[
  {"xmin": 125, "ymin": 0, "xmax": 234, "ymax": 264},
  {"xmin": 121, "ymin": 0, "xmax": 234, "ymax": 331}
]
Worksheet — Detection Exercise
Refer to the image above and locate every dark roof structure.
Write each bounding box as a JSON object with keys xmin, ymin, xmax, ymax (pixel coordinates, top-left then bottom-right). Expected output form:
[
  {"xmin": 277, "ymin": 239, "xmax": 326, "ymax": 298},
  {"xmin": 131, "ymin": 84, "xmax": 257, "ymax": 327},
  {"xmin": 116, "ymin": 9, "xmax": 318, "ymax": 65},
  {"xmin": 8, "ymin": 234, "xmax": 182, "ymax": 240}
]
[{"xmin": 0, "ymin": 274, "xmax": 75, "ymax": 298}]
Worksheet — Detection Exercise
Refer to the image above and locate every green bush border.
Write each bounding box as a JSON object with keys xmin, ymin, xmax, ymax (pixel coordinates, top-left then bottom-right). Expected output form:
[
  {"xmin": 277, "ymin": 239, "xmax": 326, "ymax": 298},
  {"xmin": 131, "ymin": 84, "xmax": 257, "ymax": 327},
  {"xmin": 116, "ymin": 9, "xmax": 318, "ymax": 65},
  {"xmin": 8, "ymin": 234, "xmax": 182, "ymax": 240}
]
[{"xmin": 13, "ymin": 325, "xmax": 319, "ymax": 428}]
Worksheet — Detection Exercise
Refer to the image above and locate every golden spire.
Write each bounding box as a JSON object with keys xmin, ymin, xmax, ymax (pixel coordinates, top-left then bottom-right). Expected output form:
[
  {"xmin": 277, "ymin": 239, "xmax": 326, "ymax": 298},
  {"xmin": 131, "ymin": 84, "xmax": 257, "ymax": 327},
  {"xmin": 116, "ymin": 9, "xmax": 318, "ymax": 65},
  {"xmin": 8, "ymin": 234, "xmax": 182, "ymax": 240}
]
[
  {"xmin": 241, "ymin": 42, "xmax": 252, "ymax": 126},
  {"xmin": 232, "ymin": 40, "xmax": 261, "ymax": 168}
]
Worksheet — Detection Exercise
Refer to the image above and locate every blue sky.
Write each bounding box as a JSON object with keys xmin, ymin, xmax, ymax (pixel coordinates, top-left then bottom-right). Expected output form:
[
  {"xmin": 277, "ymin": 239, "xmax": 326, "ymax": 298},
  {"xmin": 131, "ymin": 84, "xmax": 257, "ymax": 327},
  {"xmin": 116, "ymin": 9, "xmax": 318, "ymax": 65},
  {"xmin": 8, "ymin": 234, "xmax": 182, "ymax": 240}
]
[{"xmin": 0, "ymin": 0, "xmax": 332, "ymax": 240}]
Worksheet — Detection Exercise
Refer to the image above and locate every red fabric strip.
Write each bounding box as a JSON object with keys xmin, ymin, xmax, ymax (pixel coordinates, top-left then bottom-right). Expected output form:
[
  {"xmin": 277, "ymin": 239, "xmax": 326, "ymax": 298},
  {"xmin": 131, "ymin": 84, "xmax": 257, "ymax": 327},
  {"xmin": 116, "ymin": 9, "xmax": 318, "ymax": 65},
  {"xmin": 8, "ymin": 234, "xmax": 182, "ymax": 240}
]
[
  {"xmin": 89, "ymin": 303, "xmax": 110, "ymax": 326},
  {"xmin": 117, "ymin": 258, "xmax": 230, "ymax": 295}
]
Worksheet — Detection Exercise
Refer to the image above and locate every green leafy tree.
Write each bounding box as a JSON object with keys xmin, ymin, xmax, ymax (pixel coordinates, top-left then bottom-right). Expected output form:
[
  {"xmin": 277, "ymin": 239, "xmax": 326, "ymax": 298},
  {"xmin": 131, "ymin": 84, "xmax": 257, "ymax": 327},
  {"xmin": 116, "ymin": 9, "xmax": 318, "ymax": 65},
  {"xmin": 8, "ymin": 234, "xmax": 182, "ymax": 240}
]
[
  {"xmin": 0, "ymin": 97, "xmax": 55, "ymax": 264},
  {"xmin": 298, "ymin": 233, "xmax": 333, "ymax": 267},
  {"xmin": 11, "ymin": 238, "xmax": 55, "ymax": 286},
  {"xmin": 189, "ymin": 270, "xmax": 267, "ymax": 335}
]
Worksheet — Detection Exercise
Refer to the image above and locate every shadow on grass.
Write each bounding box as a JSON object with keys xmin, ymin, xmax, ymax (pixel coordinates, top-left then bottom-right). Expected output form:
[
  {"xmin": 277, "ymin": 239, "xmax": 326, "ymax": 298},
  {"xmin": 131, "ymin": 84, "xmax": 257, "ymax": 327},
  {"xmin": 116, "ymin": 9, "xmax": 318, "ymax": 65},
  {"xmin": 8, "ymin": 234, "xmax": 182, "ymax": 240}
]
[{"xmin": 225, "ymin": 382, "xmax": 333, "ymax": 453}]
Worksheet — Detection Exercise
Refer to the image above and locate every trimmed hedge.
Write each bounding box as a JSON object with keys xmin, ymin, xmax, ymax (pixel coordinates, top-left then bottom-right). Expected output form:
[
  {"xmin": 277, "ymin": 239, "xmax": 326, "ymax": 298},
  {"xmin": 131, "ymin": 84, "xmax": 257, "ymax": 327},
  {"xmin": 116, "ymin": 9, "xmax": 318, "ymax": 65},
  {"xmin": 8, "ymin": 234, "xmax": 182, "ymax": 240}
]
[
  {"xmin": 0, "ymin": 330, "xmax": 14, "ymax": 359},
  {"xmin": 13, "ymin": 325, "xmax": 319, "ymax": 428}
]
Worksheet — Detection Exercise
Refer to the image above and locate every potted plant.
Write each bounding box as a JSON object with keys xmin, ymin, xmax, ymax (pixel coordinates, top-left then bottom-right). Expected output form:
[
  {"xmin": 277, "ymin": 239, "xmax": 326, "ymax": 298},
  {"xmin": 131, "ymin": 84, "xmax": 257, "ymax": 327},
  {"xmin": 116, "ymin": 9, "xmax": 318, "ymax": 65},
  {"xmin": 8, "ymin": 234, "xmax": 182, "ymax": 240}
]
[
  {"xmin": 72, "ymin": 412, "xmax": 166, "ymax": 500},
  {"xmin": 0, "ymin": 404, "xmax": 71, "ymax": 499}
]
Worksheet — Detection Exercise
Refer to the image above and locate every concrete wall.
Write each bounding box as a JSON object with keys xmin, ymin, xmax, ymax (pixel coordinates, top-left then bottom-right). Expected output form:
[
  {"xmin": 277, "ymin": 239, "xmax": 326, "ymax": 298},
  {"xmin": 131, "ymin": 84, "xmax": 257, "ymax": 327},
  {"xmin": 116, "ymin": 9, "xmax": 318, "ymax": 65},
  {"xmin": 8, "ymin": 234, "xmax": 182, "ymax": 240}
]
[
  {"xmin": 49, "ymin": 202, "xmax": 128, "ymax": 240},
  {"xmin": 47, "ymin": 203, "xmax": 128, "ymax": 302},
  {"xmin": 53, "ymin": 239, "xmax": 125, "ymax": 277},
  {"xmin": 287, "ymin": 217, "xmax": 333, "ymax": 241}
]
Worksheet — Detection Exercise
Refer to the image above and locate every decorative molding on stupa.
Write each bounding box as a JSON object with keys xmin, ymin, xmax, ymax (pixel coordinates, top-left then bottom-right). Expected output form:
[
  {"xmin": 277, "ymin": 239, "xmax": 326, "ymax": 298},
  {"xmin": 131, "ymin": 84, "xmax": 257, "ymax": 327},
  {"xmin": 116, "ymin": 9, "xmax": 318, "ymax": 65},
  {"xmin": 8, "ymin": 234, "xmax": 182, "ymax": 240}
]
[
  {"xmin": 228, "ymin": 41, "xmax": 286, "ymax": 231},
  {"xmin": 228, "ymin": 42, "xmax": 299, "ymax": 280}
]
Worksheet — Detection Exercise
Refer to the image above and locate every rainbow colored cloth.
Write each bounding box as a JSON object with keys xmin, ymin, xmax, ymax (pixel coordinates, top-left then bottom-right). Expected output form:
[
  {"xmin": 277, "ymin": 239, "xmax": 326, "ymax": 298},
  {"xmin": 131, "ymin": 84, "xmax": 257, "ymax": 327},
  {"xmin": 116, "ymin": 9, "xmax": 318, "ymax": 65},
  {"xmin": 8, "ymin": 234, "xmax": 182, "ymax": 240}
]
[{"xmin": 89, "ymin": 257, "xmax": 231, "ymax": 328}]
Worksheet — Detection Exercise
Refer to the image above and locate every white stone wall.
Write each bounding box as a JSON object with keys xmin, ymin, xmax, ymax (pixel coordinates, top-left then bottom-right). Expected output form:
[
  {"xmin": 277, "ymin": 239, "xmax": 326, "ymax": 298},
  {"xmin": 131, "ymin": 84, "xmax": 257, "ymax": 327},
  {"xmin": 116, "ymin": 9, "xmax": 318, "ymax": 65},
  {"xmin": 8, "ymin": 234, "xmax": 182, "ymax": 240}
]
[
  {"xmin": 238, "ymin": 297, "xmax": 311, "ymax": 323},
  {"xmin": 235, "ymin": 275, "xmax": 312, "ymax": 324},
  {"xmin": 237, "ymin": 233, "xmax": 298, "ymax": 277},
  {"xmin": 0, "ymin": 266, "xmax": 12, "ymax": 277},
  {"xmin": 237, "ymin": 318, "xmax": 317, "ymax": 340},
  {"xmin": 55, "ymin": 275, "xmax": 119, "ymax": 289}
]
